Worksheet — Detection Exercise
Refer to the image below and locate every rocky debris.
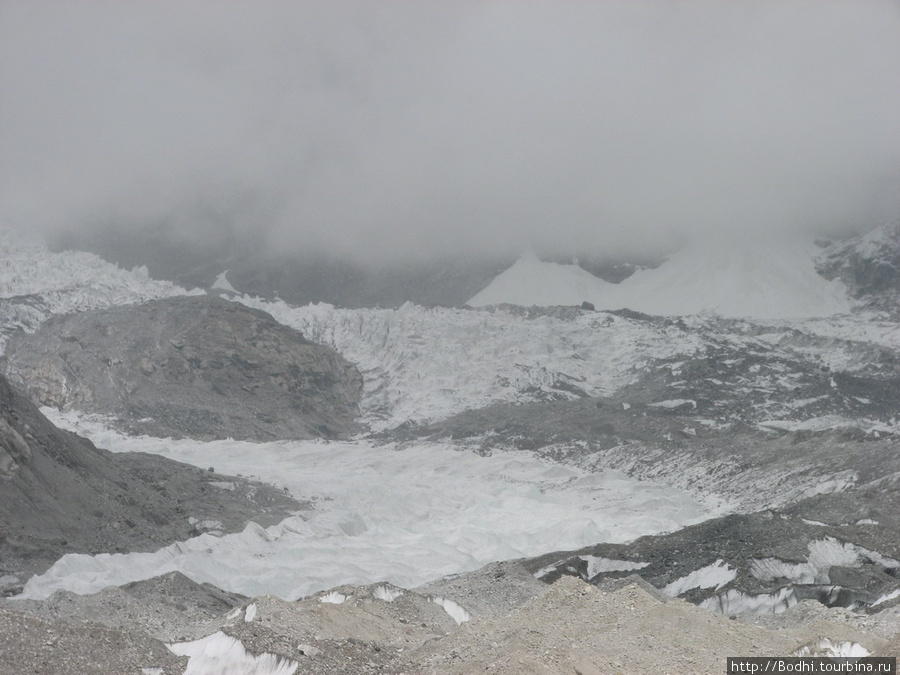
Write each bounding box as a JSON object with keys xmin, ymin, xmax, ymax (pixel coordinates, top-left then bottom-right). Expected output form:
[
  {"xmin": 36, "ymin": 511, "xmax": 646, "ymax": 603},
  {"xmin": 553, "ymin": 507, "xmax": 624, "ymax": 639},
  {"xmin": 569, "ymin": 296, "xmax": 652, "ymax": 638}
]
[
  {"xmin": 523, "ymin": 478, "xmax": 900, "ymax": 617},
  {"xmin": 0, "ymin": 373, "xmax": 305, "ymax": 591},
  {"xmin": 415, "ymin": 560, "xmax": 550, "ymax": 620},
  {"xmin": 0, "ymin": 605, "xmax": 187, "ymax": 675},
  {"xmin": 1, "ymin": 563, "xmax": 898, "ymax": 674},
  {"xmin": 3, "ymin": 571, "xmax": 246, "ymax": 643},
  {"xmin": 218, "ymin": 585, "xmax": 463, "ymax": 674},
  {"xmin": 401, "ymin": 575, "xmax": 894, "ymax": 675},
  {"xmin": 2, "ymin": 295, "xmax": 363, "ymax": 441}
]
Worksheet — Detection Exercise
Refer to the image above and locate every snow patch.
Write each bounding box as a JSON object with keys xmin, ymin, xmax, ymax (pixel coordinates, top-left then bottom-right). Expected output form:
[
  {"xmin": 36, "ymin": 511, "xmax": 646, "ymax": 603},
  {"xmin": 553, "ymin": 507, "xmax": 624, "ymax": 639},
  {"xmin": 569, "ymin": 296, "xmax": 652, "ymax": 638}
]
[
  {"xmin": 188, "ymin": 517, "xmax": 223, "ymax": 535},
  {"xmin": 649, "ymin": 399, "xmax": 696, "ymax": 409},
  {"xmin": 373, "ymin": 585, "xmax": 404, "ymax": 602},
  {"xmin": 872, "ymin": 589, "xmax": 900, "ymax": 607},
  {"xmin": 663, "ymin": 559, "xmax": 736, "ymax": 597},
  {"xmin": 318, "ymin": 591, "xmax": 347, "ymax": 605},
  {"xmin": 579, "ymin": 556, "xmax": 649, "ymax": 581},
  {"xmin": 750, "ymin": 537, "xmax": 899, "ymax": 587},
  {"xmin": 244, "ymin": 602, "xmax": 257, "ymax": 622},
  {"xmin": 430, "ymin": 596, "xmax": 471, "ymax": 625},
  {"xmin": 168, "ymin": 631, "xmax": 298, "ymax": 675},
  {"xmin": 793, "ymin": 638, "xmax": 870, "ymax": 658}
]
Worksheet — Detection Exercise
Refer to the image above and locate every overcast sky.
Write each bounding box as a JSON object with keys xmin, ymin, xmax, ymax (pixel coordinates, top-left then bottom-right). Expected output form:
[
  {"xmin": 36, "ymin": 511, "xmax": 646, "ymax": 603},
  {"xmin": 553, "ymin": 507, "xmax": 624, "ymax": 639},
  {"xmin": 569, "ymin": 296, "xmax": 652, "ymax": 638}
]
[{"xmin": 2, "ymin": 1, "xmax": 899, "ymax": 263}]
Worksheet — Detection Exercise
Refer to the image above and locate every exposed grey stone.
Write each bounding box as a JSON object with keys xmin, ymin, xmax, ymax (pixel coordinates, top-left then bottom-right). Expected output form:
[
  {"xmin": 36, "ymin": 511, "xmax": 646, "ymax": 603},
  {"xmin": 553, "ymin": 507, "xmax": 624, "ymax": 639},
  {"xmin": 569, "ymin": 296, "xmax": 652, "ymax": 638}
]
[
  {"xmin": 3, "ymin": 295, "xmax": 362, "ymax": 441},
  {"xmin": 0, "ymin": 373, "xmax": 305, "ymax": 588}
]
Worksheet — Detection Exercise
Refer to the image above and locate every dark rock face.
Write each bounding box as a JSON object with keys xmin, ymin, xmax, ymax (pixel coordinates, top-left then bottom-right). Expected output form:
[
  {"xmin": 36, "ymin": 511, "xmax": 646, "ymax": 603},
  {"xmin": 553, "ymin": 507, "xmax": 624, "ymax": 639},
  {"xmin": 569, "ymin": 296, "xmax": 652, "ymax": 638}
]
[
  {"xmin": 817, "ymin": 222, "xmax": 900, "ymax": 310},
  {"xmin": 2, "ymin": 295, "xmax": 362, "ymax": 441},
  {"xmin": 0, "ymin": 373, "xmax": 304, "ymax": 591}
]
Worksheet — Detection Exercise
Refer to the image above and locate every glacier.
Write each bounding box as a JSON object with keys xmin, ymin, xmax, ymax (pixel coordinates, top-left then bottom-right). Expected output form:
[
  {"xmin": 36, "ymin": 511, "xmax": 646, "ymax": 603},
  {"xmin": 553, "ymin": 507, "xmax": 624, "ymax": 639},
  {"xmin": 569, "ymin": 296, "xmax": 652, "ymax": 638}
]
[{"xmin": 19, "ymin": 421, "xmax": 713, "ymax": 601}]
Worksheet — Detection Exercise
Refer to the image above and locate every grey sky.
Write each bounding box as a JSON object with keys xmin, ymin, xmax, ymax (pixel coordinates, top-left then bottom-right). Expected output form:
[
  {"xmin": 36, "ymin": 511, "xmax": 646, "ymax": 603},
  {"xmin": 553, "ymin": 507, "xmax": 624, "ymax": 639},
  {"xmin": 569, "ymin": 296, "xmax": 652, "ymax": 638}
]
[{"xmin": 2, "ymin": 1, "xmax": 899, "ymax": 262}]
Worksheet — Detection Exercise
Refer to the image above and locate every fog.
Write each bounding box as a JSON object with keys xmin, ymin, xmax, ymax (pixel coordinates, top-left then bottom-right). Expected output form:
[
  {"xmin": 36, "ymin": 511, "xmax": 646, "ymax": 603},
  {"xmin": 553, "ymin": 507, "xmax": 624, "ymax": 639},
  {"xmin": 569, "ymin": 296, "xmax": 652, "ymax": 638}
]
[{"xmin": 2, "ymin": 1, "xmax": 899, "ymax": 264}]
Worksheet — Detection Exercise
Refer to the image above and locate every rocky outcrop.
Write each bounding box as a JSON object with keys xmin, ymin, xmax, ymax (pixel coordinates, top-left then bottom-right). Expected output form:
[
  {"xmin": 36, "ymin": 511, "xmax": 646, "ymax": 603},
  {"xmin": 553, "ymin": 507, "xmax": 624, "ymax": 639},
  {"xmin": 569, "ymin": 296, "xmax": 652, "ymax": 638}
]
[
  {"xmin": 2, "ymin": 295, "xmax": 362, "ymax": 441},
  {"xmin": 817, "ymin": 222, "xmax": 900, "ymax": 312},
  {"xmin": 0, "ymin": 373, "xmax": 304, "ymax": 592}
]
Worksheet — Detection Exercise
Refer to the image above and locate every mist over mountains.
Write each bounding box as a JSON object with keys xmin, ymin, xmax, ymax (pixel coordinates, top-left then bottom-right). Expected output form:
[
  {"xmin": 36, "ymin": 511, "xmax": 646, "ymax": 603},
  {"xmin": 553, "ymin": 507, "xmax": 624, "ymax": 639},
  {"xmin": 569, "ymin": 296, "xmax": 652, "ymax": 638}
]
[
  {"xmin": 4, "ymin": 0, "xmax": 900, "ymax": 266},
  {"xmin": 3, "ymin": 1, "xmax": 900, "ymax": 671}
]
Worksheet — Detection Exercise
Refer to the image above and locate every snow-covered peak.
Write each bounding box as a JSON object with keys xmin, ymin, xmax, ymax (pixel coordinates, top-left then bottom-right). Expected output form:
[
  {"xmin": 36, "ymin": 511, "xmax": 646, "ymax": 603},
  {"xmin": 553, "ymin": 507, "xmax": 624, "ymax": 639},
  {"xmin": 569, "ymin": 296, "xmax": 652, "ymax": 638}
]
[
  {"xmin": 467, "ymin": 251, "xmax": 614, "ymax": 308},
  {"xmin": 617, "ymin": 237, "xmax": 852, "ymax": 319},
  {"xmin": 211, "ymin": 270, "xmax": 238, "ymax": 294},
  {"xmin": 467, "ymin": 237, "xmax": 853, "ymax": 319}
]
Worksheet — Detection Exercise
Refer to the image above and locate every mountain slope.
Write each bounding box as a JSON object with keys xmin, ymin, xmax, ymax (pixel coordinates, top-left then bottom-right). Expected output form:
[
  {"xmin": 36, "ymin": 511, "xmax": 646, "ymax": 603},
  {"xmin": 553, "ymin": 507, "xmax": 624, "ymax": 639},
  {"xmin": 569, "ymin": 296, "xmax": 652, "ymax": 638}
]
[
  {"xmin": 3, "ymin": 296, "xmax": 363, "ymax": 441},
  {"xmin": 0, "ymin": 373, "xmax": 302, "ymax": 592},
  {"xmin": 817, "ymin": 222, "xmax": 900, "ymax": 313}
]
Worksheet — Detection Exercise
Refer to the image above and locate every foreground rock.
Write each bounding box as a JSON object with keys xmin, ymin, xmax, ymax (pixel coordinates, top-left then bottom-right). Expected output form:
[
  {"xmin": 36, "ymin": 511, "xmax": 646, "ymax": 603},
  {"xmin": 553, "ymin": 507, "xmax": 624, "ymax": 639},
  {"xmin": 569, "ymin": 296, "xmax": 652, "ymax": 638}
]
[
  {"xmin": 0, "ymin": 606, "xmax": 187, "ymax": 675},
  {"xmin": 3, "ymin": 295, "xmax": 362, "ymax": 440},
  {"xmin": 0, "ymin": 374, "xmax": 304, "ymax": 591},
  {"xmin": 3, "ymin": 566, "xmax": 897, "ymax": 675}
]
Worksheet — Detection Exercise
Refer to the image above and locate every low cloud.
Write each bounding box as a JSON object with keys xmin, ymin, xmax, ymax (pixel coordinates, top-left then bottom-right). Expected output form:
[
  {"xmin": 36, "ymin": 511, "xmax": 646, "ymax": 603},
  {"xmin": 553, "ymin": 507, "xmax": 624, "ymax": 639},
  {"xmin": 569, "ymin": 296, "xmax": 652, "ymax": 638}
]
[{"xmin": 2, "ymin": 0, "xmax": 899, "ymax": 263}]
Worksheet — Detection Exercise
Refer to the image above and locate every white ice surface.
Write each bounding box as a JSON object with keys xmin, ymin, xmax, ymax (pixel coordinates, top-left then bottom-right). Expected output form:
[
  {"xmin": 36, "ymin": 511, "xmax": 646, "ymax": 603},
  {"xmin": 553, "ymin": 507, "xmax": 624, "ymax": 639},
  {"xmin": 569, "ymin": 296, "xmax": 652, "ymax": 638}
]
[
  {"xmin": 793, "ymin": 638, "xmax": 871, "ymax": 658},
  {"xmin": 168, "ymin": 631, "xmax": 298, "ymax": 675},
  {"xmin": 579, "ymin": 556, "xmax": 649, "ymax": 581},
  {"xmin": 318, "ymin": 591, "xmax": 347, "ymax": 605},
  {"xmin": 648, "ymin": 399, "xmax": 696, "ymax": 409},
  {"xmin": 873, "ymin": 589, "xmax": 900, "ymax": 607},
  {"xmin": 372, "ymin": 584, "xmax": 404, "ymax": 602},
  {"xmin": 749, "ymin": 537, "xmax": 899, "ymax": 587},
  {"xmin": 662, "ymin": 559, "xmax": 736, "ymax": 597},
  {"xmin": 467, "ymin": 237, "xmax": 852, "ymax": 319},
  {"xmin": 20, "ymin": 413, "xmax": 714, "ymax": 601},
  {"xmin": 430, "ymin": 596, "xmax": 471, "ymax": 624}
]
